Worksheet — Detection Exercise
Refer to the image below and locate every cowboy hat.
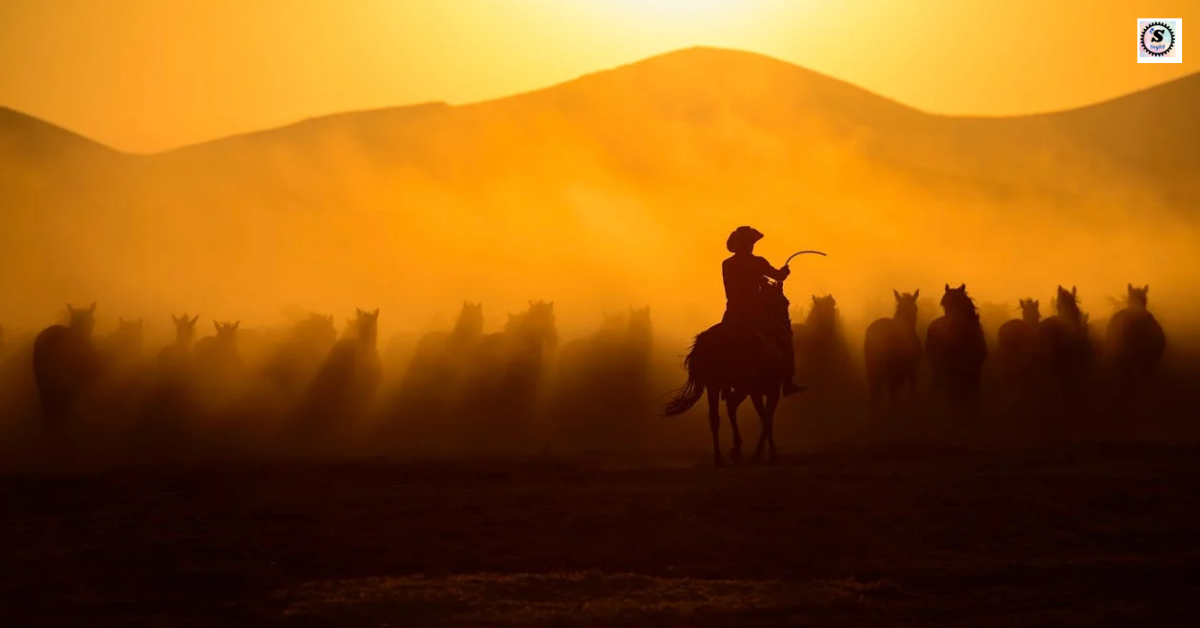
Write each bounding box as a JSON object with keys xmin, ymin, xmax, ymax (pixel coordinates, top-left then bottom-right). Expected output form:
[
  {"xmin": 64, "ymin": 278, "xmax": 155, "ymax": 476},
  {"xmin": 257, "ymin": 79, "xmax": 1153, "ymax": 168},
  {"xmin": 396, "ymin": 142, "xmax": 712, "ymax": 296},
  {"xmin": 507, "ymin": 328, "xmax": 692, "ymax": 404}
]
[{"xmin": 726, "ymin": 226, "xmax": 764, "ymax": 253}]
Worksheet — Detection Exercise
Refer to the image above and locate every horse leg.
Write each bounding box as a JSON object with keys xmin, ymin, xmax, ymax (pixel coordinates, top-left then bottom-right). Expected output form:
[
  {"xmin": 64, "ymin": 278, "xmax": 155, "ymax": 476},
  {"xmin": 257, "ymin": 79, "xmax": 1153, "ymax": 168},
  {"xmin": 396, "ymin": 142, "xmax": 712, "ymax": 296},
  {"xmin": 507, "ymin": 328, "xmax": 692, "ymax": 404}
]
[
  {"xmin": 867, "ymin": 368, "xmax": 883, "ymax": 417},
  {"xmin": 750, "ymin": 392, "xmax": 778, "ymax": 464},
  {"xmin": 706, "ymin": 384, "xmax": 723, "ymax": 467},
  {"xmin": 725, "ymin": 389, "xmax": 745, "ymax": 463},
  {"xmin": 750, "ymin": 393, "xmax": 768, "ymax": 462},
  {"xmin": 904, "ymin": 367, "xmax": 919, "ymax": 410},
  {"xmin": 763, "ymin": 389, "xmax": 781, "ymax": 463}
]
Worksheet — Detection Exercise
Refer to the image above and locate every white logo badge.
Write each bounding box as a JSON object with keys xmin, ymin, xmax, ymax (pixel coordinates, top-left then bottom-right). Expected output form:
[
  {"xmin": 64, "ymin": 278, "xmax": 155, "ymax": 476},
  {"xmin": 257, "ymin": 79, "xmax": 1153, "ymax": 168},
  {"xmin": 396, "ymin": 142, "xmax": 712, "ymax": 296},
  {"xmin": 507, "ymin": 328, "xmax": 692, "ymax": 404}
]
[{"xmin": 1138, "ymin": 19, "xmax": 1182, "ymax": 63}]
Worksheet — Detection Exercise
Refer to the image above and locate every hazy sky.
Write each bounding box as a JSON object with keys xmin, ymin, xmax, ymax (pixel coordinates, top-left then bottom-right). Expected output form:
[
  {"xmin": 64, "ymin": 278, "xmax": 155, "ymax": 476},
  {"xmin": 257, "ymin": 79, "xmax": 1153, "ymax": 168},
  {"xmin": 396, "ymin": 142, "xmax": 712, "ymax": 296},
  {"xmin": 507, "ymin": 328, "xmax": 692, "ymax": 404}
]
[{"xmin": 0, "ymin": 0, "xmax": 1194, "ymax": 153}]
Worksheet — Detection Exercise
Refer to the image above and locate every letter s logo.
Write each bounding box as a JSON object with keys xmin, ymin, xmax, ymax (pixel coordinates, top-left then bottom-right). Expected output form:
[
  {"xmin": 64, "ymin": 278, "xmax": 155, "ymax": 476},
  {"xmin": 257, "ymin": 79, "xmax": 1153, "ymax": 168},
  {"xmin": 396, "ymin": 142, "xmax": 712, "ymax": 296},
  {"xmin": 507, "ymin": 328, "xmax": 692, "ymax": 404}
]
[{"xmin": 1152, "ymin": 28, "xmax": 1164, "ymax": 43}]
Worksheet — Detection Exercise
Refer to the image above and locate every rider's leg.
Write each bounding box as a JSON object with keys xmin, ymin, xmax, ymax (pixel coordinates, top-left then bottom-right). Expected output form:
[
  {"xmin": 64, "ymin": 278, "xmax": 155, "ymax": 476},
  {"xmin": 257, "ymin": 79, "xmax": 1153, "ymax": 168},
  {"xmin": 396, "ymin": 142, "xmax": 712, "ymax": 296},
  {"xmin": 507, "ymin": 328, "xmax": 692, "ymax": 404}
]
[{"xmin": 779, "ymin": 323, "xmax": 806, "ymax": 396}]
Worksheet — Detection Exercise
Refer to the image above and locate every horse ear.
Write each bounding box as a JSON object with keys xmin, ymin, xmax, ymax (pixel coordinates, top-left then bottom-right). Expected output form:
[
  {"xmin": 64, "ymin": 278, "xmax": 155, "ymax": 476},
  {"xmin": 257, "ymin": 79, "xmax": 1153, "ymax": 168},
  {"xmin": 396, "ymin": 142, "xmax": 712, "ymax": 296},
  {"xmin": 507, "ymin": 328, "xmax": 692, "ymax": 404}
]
[
  {"xmin": 1128, "ymin": 283, "xmax": 1134, "ymax": 293},
  {"xmin": 1143, "ymin": 285, "xmax": 1149, "ymax": 293},
  {"xmin": 893, "ymin": 289, "xmax": 900, "ymax": 301},
  {"xmin": 944, "ymin": 283, "xmax": 950, "ymax": 291},
  {"xmin": 66, "ymin": 303, "xmax": 75, "ymax": 314},
  {"xmin": 191, "ymin": 314, "xmax": 200, "ymax": 325},
  {"xmin": 1071, "ymin": 286, "xmax": 1077, "ymax": 296},
  {"xmin": 958, "ymin": 283, "xmax": 966, "ymax": 290},
  {"xmin": 812, "ymin": 295, "xmax": 819, "ymax": 304},
  {"xmin": 232, "ymin": 321, "xmax": 240, "ymax": 330},
  {"xmin": 913, "ymin": 289, "xmax": 920, "ymax": 299},
  {"xmin": 214, "ymin": 321, "xmax": 221, "ymax": 331},
  {"xmin": 372, "ymin": 308, "xmax": 379, "ymax": 316}
]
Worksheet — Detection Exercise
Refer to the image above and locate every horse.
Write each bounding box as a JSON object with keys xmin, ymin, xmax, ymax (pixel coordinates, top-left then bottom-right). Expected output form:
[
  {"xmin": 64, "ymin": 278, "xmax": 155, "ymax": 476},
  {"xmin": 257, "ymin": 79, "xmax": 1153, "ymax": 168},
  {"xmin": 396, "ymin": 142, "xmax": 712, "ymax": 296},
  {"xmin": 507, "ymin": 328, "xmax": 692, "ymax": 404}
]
[
  {"xmin": 383, "ymin": 302, "xmax": 485, "ymax": 449},
  {"xmin": 460, "ymin": 300, "xmax": 558, "ymax": 449},
  {"xmin": 1104, "ymin": 284, "xmax": 1166, "ymax": 400},
  {"xmin": 294, "ymin": 308, "xmax": 382, "ymax": 442},
  {"xmin": 191, "ymin": 320, "xmax": 245, "ymax": 418},
  {"xmin": 158, "ymin": 313, "xmax": 200, "ymax": 369},
  {"xmin": 863, "ymin": 290, "xmax": 922, "ymax": 415},
  {"xmin": 1037, "ymin": 285, "xmax": 1095, "ymax": 401},
  {"xmin": 926, "ymin": 283, "xmax": 988, "ymax": 417},
  {"xmin": 793, "ymin": 294, "xmax": 854, "ymax": 395},
  {"xmin": 32, "ymin": 302, "xmax": 102, "ymax": 425},
  {"xmin": 664, "ymin": 280, "xmax": 792, "ymax": 467},
  {"xmin": 400, "ymin": 302, "xmax": 484, "ymax": 396},
  {"xmin": 552, "ymin": 307, "xmax": 654, "ymax": 452},
  {"xmin": 92, "ymin": 317, "xmax": 148, "ymax": 420},
  {"xmin": 997, "ymin": 299, "xmax": 1042, "ymax": 390},
  {"xmin": 139, "ymin": 313, "xmax": 201, "ymax": 435},
  {"xmin": 258, "ymin": 313, "xmax": 338, "ymax": 404}
]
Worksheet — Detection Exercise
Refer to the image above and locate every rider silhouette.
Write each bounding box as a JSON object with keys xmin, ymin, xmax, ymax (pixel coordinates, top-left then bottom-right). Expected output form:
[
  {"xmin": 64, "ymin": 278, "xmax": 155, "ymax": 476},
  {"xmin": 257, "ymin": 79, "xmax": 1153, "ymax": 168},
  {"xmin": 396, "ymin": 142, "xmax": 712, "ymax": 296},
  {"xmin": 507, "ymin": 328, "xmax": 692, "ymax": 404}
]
[{"xmin": 722, "ymin": 226, "xmax": 805, "ymax": 396}]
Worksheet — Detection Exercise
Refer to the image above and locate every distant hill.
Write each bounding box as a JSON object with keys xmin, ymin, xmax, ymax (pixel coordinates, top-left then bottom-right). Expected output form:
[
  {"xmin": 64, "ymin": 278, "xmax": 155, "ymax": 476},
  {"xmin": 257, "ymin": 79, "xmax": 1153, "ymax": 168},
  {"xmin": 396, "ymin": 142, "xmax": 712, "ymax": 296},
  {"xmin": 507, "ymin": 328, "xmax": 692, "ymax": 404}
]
[{"xmin": 2, "ymin": 46, "xmax": 1197, "ymax": 329}]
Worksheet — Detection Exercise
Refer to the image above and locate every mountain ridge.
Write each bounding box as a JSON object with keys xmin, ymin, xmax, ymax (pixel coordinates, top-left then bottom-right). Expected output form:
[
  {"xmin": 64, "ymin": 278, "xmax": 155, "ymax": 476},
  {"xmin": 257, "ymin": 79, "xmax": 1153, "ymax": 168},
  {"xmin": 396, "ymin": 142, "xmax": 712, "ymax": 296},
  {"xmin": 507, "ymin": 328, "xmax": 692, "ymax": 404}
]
[{"xmin": 2, "ymin": 46, "xmax": 1197, "ymax": 156}]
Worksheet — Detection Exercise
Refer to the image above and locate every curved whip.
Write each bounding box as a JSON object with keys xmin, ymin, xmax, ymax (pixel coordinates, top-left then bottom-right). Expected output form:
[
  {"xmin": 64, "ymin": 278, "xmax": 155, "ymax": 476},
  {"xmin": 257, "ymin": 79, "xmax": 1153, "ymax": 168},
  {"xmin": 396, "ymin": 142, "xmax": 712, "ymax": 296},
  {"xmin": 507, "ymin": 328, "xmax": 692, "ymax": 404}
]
[{"xmin": 783, "ymin": 250, "xmax": 827, "ymax": 267}]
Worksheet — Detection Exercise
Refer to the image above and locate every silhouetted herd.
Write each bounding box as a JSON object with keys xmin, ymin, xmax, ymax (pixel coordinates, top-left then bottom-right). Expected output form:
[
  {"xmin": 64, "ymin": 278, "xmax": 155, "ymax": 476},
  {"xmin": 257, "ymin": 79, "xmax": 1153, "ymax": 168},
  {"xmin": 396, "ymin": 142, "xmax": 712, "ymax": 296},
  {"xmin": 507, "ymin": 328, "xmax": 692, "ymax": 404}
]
[{"xmin": 0, "ymin": 282, "xmax": 1171, "ymax": 462}]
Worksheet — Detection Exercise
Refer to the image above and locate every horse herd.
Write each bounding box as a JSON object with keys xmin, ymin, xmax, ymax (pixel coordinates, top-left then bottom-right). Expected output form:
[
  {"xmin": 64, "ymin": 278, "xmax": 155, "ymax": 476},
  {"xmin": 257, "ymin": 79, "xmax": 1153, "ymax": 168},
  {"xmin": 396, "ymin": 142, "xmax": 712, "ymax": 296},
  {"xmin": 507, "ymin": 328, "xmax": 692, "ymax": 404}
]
[
  {"xmin": 0, "ymin": 281, "xmax": 1169, "ymax": 465},
  {"xmin": 0, "ymin": 300, "xmax": 651, "ymax": 458},
  {"xmin": 666, "ymin": 281, "xmax": 1166, "ymax": 467}
]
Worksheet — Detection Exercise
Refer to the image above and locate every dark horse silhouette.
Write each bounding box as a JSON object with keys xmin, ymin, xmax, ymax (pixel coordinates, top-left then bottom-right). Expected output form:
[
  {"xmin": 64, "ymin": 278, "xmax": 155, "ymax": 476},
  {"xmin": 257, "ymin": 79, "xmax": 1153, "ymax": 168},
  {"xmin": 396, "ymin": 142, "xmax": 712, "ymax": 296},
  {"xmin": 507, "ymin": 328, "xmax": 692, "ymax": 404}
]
[
  {"xmin": 32, "ymin": 302, "xmax": 101, "ymax": 424},
  {"xmin": 459, "ymin": 301, "xmax": 558, "ymax": 449},
  {"xmin": 997, "ymin": 299, "xmax": 1041, "ymax": 378},
  {"xmin": 398, "ymin": 302, "xmax": 485, "ymax": 411},
  {"xmin": 141, "ymin": 313, "xmax": 201, "ymax": 431},
  {"xmin": 259, "ymin": 312, "xmax": 338, "ymax": 405},
  {"xmin": 295, "ymin": 308, "xmax": 382, "ymax": 439},
  {"xmin": 863, "ymin": 290, "xmax": 922, "ymax": 415},
  {"xmin": 664, "ymin": 279, "xmax": 792, "ymax": 467},
  {"xmin": 552, "ymin": 307, "xmax": 654, "ymax": 451},
  {"xmin": 926, "ymin": 283, "xmax": 988, "ymax": 416},
  {"xmin": 1104, "ymin": 284, "xmax": 1166, "ymax": 400},
  {"xmin": 1038, "ymin": 285, "xmax": 1094, "ymax": 401},
  {"xmin": 794, "ymin": 295, "xmax": 854, "ymax": 396}
]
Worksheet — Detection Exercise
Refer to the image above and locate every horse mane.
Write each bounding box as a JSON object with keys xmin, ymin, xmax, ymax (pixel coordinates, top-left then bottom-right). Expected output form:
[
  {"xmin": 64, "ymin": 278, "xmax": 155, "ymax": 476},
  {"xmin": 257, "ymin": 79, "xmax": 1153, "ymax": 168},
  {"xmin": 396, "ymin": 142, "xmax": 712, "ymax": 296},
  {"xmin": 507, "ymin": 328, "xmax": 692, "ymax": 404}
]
[
  {"xmin": 453, "ymin": 302, "xmax": 484, "ymax": 337},
  {"xmin": 804, "ymin": 295, "xmax": 838, "ymax": 327},
  {"xmin": 1055, "ymin": 286, "xmax": 1083, "ymax": 323},
  {"xmin": 941, "ymin": 288, "xmax": 980, "ymax": 324}
]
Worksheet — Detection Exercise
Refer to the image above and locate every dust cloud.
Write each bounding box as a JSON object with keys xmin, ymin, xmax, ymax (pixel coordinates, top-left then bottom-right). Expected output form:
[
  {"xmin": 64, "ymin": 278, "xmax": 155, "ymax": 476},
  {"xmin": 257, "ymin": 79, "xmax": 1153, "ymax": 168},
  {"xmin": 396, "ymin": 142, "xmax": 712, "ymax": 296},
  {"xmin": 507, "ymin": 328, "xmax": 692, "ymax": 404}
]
[{"xmin": 1, "ymin": 49, "xmax": 1198, "ymax": 469}]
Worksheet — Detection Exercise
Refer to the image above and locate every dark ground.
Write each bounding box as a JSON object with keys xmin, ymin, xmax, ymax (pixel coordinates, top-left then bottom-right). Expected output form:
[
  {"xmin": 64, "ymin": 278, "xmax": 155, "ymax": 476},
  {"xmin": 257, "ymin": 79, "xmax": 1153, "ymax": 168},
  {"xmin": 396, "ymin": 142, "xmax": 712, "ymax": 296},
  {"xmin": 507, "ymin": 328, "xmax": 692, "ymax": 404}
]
[{"xmin": 2, "ymin": 445, "xmax": 1199, "ymax": 627}]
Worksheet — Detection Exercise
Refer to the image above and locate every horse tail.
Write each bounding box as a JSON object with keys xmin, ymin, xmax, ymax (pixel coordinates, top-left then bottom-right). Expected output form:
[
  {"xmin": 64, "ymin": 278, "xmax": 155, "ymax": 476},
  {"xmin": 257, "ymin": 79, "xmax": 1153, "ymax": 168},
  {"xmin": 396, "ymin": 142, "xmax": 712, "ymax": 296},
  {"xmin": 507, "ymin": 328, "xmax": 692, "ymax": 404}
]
[{"xmin": 664, "ymin": 337, "xmax": 706, "ymax": 416}]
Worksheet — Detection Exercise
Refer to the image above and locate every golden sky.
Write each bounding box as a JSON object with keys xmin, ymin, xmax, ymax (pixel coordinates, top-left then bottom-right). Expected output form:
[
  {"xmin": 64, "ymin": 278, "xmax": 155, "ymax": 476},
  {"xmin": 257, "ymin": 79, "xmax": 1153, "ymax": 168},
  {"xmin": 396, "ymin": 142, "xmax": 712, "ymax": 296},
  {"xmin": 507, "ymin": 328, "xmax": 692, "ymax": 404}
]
[{"xmin": 0, "ymin": 0, "xmax": 1194, "ymax": 153}]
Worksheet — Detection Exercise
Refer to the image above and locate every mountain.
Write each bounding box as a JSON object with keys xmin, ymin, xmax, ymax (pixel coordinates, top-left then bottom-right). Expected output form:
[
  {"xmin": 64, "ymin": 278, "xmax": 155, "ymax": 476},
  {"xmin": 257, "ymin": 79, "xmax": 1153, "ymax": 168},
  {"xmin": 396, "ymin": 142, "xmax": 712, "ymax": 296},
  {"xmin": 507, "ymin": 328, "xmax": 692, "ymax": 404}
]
[{"xmin": 2, "ymin": 47, "xmax": 1198, "ymax": 330}]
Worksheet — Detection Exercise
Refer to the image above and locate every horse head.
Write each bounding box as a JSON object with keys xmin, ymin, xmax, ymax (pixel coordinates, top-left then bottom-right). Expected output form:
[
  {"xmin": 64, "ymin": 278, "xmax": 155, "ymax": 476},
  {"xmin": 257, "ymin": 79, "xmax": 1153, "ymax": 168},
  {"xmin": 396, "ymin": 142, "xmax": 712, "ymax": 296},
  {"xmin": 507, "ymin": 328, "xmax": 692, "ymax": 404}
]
[
  {"xmin": 66, "ymin": 302, "xmax": 97, "ymax": 338},
  {"xmin": 455, "ymin": 302, "xmax": 484, "ymax": 337},
  {"xmin": 1055, "ymin": 285, "xmax": 1083, "ymax": 323},
  {"xmin": 1126, "ymin": 283, "xmax": 1149, "ymax": 310},
  {"xmin": 353, "ymin": 308, "xmax": 380, "ymax": 347},
  {"xmin": 172, "ymin": 313, "xmax": 201, "ymax": 345},
  {"xmin": 892, "ymin": 289, "xmax": 920, "ymax": 324},
  {"xmin": 940, "ymin": 283, "xmax": 979, "ymax": 322},
  {"xmin": 214, "ymin": 320, "xmax": 240, "ymax": 346},
  {"xmin": 1018, "ymin": 299, "xmax": 1041, "ymax": 324}
]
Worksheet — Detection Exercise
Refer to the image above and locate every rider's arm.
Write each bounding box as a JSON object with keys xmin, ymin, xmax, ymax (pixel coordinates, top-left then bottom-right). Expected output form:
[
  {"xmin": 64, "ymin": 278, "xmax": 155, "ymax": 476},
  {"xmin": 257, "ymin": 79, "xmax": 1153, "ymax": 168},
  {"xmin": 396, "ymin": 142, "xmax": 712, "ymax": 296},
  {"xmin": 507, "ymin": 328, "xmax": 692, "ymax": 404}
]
[{"xmin": 757, "ymin": 256, "xmax": 789, "ymax": 281}]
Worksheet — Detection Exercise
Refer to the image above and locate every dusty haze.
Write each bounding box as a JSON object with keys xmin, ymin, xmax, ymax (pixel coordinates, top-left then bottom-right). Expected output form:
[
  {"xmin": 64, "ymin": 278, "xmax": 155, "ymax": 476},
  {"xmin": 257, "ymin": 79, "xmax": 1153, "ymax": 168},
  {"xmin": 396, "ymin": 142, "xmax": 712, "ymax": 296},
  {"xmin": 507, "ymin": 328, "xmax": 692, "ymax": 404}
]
[{"xmin": 2, "ymin": 48, "xmax": 1199, "ymax": 352}]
